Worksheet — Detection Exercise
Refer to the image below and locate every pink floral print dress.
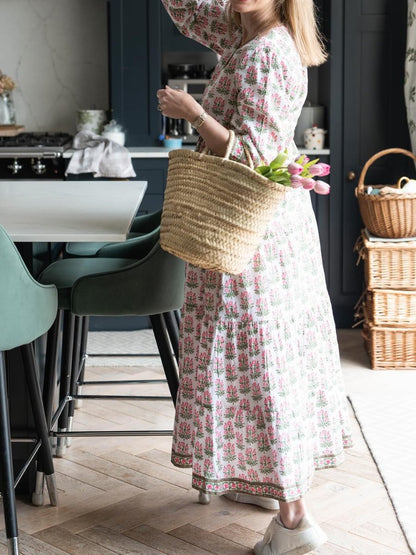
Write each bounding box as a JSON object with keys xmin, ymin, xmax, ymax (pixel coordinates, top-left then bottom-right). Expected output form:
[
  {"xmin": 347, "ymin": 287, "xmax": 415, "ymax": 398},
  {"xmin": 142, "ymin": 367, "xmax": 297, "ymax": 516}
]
[{"xmin": 162, "ymin": 0, "xmax": 352, "ymax": 502}]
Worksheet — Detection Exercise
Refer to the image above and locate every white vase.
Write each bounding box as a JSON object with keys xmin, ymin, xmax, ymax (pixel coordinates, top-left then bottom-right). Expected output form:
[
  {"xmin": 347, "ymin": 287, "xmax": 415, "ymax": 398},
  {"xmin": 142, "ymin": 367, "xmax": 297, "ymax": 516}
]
[{"xmin": 0, "ymin": 92, "xmax": 16, "ymax": 125}]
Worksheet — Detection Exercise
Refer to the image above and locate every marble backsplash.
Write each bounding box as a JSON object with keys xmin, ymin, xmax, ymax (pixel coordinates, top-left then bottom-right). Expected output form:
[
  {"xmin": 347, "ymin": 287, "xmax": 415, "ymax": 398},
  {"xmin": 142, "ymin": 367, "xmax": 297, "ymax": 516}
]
[{"xmin": 0, "ymin": 0, "xmax": 108, "ymax": 134}]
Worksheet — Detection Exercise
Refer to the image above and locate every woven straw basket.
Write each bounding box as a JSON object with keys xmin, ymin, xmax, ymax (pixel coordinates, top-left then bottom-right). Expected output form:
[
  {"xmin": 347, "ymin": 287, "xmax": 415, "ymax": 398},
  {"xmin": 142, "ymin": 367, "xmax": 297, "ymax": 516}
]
[
  {"xmin": 355, "ymin": 229, "xmax": 416, "ymax": 290},
  {"xmin": 160, "ymin": 131, "xmax": 288, "ymax": 274},
  {"xmin": 355, "ymin": 148, "xmax": 416, "ymax": 238}
]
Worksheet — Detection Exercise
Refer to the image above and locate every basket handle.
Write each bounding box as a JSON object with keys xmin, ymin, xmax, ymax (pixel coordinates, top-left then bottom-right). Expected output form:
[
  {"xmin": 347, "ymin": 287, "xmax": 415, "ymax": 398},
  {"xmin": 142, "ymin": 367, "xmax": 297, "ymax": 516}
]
[
  {"xmin": 202, "ymin": 129, "xmax": 255, "ymax": 169},
  {"xmin": 357, "ymin": 148, "xmax": 416, "ymax": 194}
]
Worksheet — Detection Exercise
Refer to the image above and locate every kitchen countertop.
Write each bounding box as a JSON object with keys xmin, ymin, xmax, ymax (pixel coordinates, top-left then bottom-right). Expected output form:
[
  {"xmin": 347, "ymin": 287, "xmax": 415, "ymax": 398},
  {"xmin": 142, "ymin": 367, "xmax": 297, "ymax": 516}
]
[{"xmin": 63, "ymin": 146, "xmax": 330, "ymax": 159}]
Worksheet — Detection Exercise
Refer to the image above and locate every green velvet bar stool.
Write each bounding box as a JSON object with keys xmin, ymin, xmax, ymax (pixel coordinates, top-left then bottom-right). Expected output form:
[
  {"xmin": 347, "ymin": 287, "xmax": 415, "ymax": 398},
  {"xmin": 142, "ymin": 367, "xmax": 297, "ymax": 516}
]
[
  {"xmin": 39, "ymin": 229, "xmax": 185, "ymax": 455},
  {"xmin": 64, "ymin": 208, "xmax": 162, "ymax": 257},
  {"xmin": 0, "ymin": 225, "xmax": 59, "ymax": 555},
  {"xmin": 68, "ymin": 225, "xmax": 165, "ymax": 417}
]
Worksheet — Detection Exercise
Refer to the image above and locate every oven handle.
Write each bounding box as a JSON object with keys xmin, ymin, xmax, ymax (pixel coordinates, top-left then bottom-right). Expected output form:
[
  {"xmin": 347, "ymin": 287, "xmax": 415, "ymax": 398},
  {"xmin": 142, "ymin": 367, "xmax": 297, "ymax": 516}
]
[{"xmin": 0, "ymin": 152, "xmax": 63, "ymax": 159}]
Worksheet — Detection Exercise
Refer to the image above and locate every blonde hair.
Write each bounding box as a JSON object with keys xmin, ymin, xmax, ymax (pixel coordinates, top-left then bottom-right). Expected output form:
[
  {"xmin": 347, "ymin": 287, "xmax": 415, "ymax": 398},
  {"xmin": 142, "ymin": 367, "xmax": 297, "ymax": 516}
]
[{"xmin": 227, "ymin": 0, "xmax": 327, "ymax": 67}]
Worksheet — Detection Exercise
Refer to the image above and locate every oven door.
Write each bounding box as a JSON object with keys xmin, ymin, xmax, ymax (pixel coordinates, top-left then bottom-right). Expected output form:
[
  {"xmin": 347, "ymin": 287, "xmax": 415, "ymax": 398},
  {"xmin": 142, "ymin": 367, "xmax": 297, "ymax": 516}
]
[{"xmin": 0, "ymin": 156, "xmax": 66, "ymax": 179}]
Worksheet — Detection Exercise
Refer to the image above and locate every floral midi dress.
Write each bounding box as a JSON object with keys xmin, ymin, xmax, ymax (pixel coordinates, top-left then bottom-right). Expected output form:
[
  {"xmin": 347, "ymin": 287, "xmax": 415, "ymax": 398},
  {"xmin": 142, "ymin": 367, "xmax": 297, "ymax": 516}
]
[{"xmin": 162, "ymin": 0, "xmax": 353, "ymax": 502}]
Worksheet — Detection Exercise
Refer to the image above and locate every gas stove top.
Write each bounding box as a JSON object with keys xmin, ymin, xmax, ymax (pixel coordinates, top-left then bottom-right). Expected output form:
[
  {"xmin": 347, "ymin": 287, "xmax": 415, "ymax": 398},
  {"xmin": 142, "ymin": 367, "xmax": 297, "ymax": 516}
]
[
  {"xmin": 0, "ymin": 132, "xmax": 73, "ymax": 178},
  {"xmin": 0, "ymin": 132, "xmax": 73, "ymax": 157}
]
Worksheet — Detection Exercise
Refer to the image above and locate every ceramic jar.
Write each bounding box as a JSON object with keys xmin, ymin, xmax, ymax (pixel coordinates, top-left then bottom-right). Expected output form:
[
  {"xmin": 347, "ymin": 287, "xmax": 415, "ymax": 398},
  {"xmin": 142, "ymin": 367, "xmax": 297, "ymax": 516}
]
[
  {"xmin": 101, "ymin": 120, "xmax": 126, "ymax": 145},
  {"xmin": 76, "ymin": 109, "xmax": 107, "ymax": 134},
  {"xmin": 304, "ymin": 125, "xmax": 327, "ymax": 150}
]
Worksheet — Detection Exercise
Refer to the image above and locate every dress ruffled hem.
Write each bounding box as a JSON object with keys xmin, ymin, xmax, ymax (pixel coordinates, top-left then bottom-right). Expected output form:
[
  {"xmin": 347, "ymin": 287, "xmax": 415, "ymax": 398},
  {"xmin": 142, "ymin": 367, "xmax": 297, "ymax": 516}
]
[{"xmin": 171, "ymin": 435, "xmax": 353, "ymax": 503}]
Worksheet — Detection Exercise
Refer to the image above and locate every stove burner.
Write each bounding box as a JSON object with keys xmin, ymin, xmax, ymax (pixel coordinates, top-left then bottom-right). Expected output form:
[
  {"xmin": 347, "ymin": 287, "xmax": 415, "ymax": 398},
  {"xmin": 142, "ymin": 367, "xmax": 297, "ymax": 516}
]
[{"xmin": 0, "ymin": 132, "xmax": 72, "ymax": 148}]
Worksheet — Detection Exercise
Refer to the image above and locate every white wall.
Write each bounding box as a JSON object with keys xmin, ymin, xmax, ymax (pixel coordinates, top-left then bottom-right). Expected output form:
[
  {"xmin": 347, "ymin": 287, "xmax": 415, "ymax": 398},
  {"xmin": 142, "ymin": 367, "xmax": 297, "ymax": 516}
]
[{"xmin": 0, "ymin": 0, "xmax": 108, "ymax": 133}]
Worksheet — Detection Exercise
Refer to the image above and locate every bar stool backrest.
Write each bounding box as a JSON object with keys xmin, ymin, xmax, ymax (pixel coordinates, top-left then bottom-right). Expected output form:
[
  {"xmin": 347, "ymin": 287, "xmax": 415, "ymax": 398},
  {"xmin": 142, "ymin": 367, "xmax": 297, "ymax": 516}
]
[{"xmin": 0, "ymin": 225, "xmax": 57, "ymax": 351}]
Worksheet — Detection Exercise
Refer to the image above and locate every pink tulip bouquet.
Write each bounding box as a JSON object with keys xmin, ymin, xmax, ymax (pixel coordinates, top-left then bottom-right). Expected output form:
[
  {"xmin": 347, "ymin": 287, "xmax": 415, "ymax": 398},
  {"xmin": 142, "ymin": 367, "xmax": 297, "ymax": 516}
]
[{"xmin": 255, "ymin": 151, "xmax": 331, "ymax": 195}]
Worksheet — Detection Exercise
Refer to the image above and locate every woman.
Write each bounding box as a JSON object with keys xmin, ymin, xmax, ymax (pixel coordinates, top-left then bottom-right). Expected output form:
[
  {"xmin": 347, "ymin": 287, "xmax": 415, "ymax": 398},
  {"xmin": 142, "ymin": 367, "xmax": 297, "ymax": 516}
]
[{"xmin": 157, "ymin": 1, "xmax": 352, "ymax": 553}]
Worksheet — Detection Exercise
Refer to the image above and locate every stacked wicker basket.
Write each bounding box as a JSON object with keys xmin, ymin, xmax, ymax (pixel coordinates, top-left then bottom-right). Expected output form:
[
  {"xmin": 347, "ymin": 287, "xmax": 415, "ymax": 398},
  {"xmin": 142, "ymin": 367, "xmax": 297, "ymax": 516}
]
[{"xmin": 355, "ymin": 148, "xmax": 416, "ymax": 369}]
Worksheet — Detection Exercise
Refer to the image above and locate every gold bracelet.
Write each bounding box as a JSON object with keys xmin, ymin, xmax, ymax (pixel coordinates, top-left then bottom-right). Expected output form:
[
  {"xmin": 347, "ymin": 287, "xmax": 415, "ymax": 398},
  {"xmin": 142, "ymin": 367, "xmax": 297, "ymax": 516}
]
[{"xmin": 191, "ymin": 111, "xmax": 207, "ymax": 130}]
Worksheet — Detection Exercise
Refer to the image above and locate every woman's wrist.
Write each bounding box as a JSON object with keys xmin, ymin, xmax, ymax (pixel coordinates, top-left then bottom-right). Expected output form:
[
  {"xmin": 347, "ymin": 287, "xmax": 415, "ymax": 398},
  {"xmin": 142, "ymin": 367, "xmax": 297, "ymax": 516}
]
[
  {"xmin": 190, "ymin": 111, "xmax": 208, "ymax": 131},
  {"xmin": 186, "ymin": 103, "xmax": 205, "ymax": 124}
]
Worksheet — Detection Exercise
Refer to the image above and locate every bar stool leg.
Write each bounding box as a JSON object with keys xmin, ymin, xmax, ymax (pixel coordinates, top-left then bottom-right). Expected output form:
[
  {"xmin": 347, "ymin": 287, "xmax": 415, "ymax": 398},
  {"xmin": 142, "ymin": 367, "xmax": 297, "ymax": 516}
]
[
  {"xmin": 66, "ymin": 316, "xmax": 83, "ymax": 447},
  {"xmin": 149, "ymin": 314, "xmax": 179, "ymax": 406},
  {"xmin": 174, "ymin": 309, "xmax": 181, "ymax": 328},
  {"xmin": 0, "ymin": 352, "xmax": 19, "ymax": 554},
  {"xmin": 163, "ymin": 311, "xmax": 179, "ymax": 362},
  {"xmin": 42, "ymin": 311, "xmax": 62, "ymax": 459},
  {"xmin": 56, "ymin": 311, "xmax": 75, "ymax": 457},
  {"xmin": 74, "ymin": 316, "xmax": 89, "ymax": 410},
  {"xmin": 20, "ymin": 343, "xmax": 58, "ymax": 507}
]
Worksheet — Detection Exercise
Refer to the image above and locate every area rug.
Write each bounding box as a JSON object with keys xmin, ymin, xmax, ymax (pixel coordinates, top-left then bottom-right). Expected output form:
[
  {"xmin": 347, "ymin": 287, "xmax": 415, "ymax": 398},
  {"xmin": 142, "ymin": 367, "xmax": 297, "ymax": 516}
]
[
  {"xmin": 86, "ymin": 329, "xmax": 160, "ymax": 367},
  {"xmin": 86, "ymin": 328, "xmax": 416, "ymax": 553},
  {"xmin": 339, "ymin": 329, "xmax": 416, "ymax": 554}
]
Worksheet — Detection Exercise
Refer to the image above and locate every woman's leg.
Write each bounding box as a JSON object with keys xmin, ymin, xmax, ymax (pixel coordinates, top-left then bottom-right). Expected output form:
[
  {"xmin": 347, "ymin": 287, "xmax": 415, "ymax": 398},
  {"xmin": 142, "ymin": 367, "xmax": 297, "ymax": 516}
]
[{"xmin": 278, "ymin": 499, "xmax": 306, "ymax": 529}]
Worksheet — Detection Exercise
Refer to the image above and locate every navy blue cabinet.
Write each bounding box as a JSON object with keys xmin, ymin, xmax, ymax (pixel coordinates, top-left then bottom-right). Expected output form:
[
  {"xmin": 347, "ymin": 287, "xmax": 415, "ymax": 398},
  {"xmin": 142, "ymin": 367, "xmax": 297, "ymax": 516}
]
[
  {"xmin": 109, "ymin": 0, "xmax": 162, "ymax": 146},
  {"xmin": 132, "ymin": 158, "xmax": 168, "ymax": 214},
  {"xmin": 109, "ymin": 1, "xmax": 210, "ymax": 146}
]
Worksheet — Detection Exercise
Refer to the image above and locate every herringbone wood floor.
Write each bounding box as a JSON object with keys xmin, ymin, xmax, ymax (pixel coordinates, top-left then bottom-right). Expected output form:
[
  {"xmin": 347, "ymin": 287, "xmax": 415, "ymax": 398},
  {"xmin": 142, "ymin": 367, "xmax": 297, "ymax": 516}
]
[{"xmin": 0, "ymin": 363, "xmax": 411, "ymax": 554}]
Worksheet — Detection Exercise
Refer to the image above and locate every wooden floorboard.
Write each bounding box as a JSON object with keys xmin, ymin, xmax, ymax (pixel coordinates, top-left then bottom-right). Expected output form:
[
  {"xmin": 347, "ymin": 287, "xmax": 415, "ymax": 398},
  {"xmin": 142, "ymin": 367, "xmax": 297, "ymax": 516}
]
[{"xmin": 0, "ymin": 363, "xmax": 411, "ymax": 554}]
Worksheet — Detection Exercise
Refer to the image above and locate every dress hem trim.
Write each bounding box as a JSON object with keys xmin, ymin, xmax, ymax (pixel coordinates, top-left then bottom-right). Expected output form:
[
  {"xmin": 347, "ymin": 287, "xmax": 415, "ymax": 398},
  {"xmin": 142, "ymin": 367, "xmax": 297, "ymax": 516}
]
[{"xmin": 171, "ymin": 436, "xmax": 353, "ymax": 502}]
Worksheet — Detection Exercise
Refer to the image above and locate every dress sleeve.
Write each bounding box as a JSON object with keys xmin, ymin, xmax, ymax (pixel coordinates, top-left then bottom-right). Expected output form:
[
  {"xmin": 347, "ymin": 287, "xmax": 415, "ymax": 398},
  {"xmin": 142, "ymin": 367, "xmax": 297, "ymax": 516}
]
[
  {"xmin": 160, "ymin": 0, "xmax": 236, "ymax": 55},
  {"xmin": 227, "ymin": 45, "xmax": 305, "ymax": 166}
]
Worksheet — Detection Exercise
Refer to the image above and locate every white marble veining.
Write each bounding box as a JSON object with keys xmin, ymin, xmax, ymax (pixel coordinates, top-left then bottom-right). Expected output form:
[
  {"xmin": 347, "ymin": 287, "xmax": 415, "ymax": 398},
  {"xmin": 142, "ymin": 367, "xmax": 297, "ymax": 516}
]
[{"xmin": 0, "ymin": 0, "xmax": 108, "ymax": 134}]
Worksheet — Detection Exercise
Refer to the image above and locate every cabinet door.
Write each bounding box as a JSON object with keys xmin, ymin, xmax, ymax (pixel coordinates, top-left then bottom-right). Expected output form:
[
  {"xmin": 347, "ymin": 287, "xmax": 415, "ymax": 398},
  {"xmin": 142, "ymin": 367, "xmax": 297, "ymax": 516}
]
[
  {"xmin": 132, "ymin": 158, "xmax": 168, "ymax": 214},
  {"xmin": 109, "ymin": 0, "xmax": 162, "ymax": 146},
  {"xmin": 329, "ymin": 0, "xmax": 410, "ymax": 326}
]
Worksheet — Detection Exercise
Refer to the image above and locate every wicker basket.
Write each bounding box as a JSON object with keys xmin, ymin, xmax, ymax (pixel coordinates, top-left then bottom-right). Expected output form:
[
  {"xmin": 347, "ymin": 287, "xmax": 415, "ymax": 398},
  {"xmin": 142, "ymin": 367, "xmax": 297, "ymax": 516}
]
[
  {"xmin": 355, "ymin": 148, "xmax": 416, "ymax": 238},
  {"xmin": 362, "ymin": 322, "xmax": 416, "ymax": 369},
  {"xmin": 161, "ymin": 131, "xmax": 288, "ymax": 274},
  {"xmin": 365, "ymin": 289, "xmax": 416, "ymax": 326},
  {"xmin": 355, "ymin": 230, "xmax": 416, "ymax": 290}
]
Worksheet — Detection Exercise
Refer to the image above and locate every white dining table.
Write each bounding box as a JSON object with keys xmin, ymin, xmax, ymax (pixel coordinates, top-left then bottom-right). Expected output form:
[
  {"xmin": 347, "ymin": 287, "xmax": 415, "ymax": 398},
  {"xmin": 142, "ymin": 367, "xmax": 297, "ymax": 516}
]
[{"xmin": 0, "ymin": 180, "xmax": 147, "ymax": 242}]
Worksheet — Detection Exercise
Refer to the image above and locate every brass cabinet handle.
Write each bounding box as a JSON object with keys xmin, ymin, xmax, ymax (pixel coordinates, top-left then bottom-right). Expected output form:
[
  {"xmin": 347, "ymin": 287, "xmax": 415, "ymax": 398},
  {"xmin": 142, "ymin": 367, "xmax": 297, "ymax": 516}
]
[{"xmin": 347, "ymin": 171, "xmax": 356, "ymax": 181}]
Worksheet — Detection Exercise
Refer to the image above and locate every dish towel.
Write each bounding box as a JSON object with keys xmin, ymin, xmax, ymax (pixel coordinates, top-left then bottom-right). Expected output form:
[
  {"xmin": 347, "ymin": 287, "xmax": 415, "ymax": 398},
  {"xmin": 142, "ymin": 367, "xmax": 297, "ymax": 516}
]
[
  {"xmin": 65, "ymin": 131, "xmax": 136, "ymax": 178},
  {"xmin": 405, "ymin": 2, "xmax": 416, "ymax": 164}
]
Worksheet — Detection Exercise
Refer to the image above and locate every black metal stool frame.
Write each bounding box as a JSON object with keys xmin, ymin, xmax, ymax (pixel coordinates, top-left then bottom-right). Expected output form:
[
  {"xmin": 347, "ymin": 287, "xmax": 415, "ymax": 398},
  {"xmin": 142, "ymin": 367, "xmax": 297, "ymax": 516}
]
[
  {"xmin": 43, "ymin": 310, "xmax": 179, "ymax": 452},
  {"xmin": 0, "ymin": 345, "xmax": 58, "ymax": 555}
]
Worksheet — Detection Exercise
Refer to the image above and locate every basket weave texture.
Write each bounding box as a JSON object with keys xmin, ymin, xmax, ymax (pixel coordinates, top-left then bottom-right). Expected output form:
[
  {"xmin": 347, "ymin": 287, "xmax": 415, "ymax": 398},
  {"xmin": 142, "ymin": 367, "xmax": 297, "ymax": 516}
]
[
  {"xmin": 365, "ymin": 289, "xmax": 416, "ymax": 327},
  {"xmin": 161, "ymin": 131, "xmax": 288, "ymax": 274},
  {"xmin": 356, "ymin": 230, "xmax": 416, "ymax": 290},
  {"xmin": 355, "ymin": 230, "xmax": 416, "ymax": 369},
  {"xmin": 362, "ymin": 323, "xmax": 416, "ymax": 369},
  {"xmin": 355, "ymin": 148, "xmax": 416, "ymax": 238}
]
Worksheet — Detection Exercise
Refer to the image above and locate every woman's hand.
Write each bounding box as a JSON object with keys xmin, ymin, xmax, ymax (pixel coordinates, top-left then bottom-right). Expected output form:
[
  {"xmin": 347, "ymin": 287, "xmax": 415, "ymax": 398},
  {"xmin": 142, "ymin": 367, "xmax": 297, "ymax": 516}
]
[
  {"xmin": 156, "ymin": 86, "xmax": 202, "ymax": 122},
  {"xmin": 157, "ymin": 86, "xmax": 230, "ymax": 157}
]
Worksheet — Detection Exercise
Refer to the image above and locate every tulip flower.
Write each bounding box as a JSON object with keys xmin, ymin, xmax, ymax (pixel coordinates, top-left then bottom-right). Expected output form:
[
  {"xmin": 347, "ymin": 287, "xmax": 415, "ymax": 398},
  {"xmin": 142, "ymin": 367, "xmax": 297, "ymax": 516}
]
[
  {"xmin": 287, "ymin": 162, "xmax": 303, "ymax": 175},
  {"xmin": 302, "ymin": 178, "xmax": 315, "ymax": 190},
  {"xmin": 290, "ymin": 175, "xmax": 303, "ymax": 188},
  {"xmin": 309, "ymin": 163, "xmax": 331, "ymax": 177},
  {"xmin": 313, "ymin": 180, "xmax": 331, "ymax": 195},
  {"xmin": 254, "ymin": 150, "xmax": 331, "ymax": 195}
]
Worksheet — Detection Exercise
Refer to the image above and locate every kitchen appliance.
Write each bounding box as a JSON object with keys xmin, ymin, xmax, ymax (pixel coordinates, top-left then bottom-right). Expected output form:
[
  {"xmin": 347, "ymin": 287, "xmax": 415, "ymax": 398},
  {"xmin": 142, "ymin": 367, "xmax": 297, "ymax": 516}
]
[
  {"xmin": 166, "ymin": 78, "xmax": 209, "ymax": 144},
  {"xmin": 168, "ymin": 64, "xmax": 204, "ymax": 79},
  {"xmin": 0, "ymin": 132, "xmax": 72, "ymax": 178}
]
